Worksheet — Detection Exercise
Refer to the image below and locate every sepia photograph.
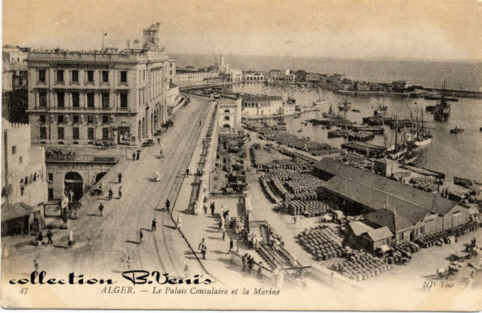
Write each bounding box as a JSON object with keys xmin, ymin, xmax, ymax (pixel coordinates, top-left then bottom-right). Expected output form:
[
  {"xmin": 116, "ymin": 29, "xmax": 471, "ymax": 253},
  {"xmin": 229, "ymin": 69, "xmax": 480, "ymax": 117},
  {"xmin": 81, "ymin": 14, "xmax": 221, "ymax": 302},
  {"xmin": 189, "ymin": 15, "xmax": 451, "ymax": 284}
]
[{"xmin": 1, "ymin": 0, "xmax": 481, "ymax": 310}]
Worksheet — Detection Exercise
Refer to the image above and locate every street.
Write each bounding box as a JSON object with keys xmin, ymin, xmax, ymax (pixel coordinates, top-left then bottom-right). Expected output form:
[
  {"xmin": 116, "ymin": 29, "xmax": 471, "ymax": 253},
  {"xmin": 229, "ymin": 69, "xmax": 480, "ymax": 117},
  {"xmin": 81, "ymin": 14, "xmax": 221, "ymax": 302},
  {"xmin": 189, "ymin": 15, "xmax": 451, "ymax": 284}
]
[{"xmin": 2, "ymin": 97, "xmax": 212, "ymax": 278}]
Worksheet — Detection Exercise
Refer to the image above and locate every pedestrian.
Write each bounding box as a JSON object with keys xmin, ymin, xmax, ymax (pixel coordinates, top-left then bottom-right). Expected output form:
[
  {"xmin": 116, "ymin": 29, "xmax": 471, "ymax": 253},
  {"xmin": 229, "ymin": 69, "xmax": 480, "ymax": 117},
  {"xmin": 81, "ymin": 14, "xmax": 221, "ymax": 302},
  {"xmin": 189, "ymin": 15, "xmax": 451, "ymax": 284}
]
[
  {"xmin": 176, "ymin": 215, "xmax": 182, "ymax": 230},
  {"xmin": 210, "ymin": 202, "xmax": 215, "ymax": 216},
  {"xmin": 33, "ymin": 258, "xmax": 39, "ymax": 272},
  {"xmin": 227, "ymin": 238, "xmax": 233, "ymax": 254},
  {"xmin": 132, "ymin": 151, "xmax": 136, "ymax": 161},
  {"xmin": 203, "ymin": 204, "xmax": 208, "ymax": 215},
  {"xmin": 98, "ymin": 202, "xmax": 104, "ymax": 216},
  {"xmin": 293, "ymin": 215, "xmax": 297, "ymax": 224},
  {"xmin": 241, "ymin": 254, "xmax": 247, "ymax": 271},
  {"xmin": 198, "ymin": 237, "xmax": 206, "ymax": 251},
  {"xmin": 118, "ymin": 173, "xmax": 122, "ymax": 183},
  {"xmin": 139, "ymin": 229, "xmax": 143, "ymax": 244},
  {"xmin": 186, "ymin": 168, "xmax": 190, "ymax": 176},
  {"xmin": 37, "ymin": 232, "xmax": 43, "ymax": 246},
  {"xmin": 222, "ymin": 227, "xmax": 226, "ymax": 241},
  {"xmin": 165, "ymin": 199, "xmax": 170, "ymax": 212},
  {"xmin": 201, "ymin": 244, "xmax": 207, "ymax": 260},
  {"xmin": 108, "ymin": 188, "xmax": 113, "ymax": 200},
  {"xmin": 151, "ymin": 218, "xmax": 157, "ymax": 231},
  {"xmin": 157, "ymin": 137, "xmax": 161, "ymax": 145},
  {"xmin": 68, "ymin": 230, "xmax": 74, "ymax": 247},
  {"xmin": 46, "ymin": 230, "xmax": 53, "ymax": 245},
  {"xmin": 118, "ymin": 185, "xmax": 122, "ymax": 199},
  {"xmin": 137, "ymin": 150, "xmax": 141, "ymax": 160}
]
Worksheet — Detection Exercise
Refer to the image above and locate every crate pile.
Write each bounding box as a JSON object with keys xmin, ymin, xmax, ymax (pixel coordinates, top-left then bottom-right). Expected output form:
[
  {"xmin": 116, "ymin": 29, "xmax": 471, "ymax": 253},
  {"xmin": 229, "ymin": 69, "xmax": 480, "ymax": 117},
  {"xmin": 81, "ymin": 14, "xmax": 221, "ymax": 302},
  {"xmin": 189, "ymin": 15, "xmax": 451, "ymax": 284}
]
[
  {"xmin": 297, "ymin": 226, "xmax": 343, "ymax": 260},
  {"xmin": 284, "ymin": 200, "xmax": 328, "ymax": 217},
  {"xmin": 331, "ymin": 252, "xmax": 391, "ymax": 281}
]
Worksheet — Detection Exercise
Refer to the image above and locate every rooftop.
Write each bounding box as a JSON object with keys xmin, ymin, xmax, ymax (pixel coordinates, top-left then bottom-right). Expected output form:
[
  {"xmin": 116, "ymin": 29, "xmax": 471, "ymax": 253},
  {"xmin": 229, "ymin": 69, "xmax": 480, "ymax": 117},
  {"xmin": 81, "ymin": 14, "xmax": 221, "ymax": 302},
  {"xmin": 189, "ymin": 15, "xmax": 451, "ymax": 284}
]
[{"xmin": 316, "ymin": 159, "xmax": 457, "ymax": 225}]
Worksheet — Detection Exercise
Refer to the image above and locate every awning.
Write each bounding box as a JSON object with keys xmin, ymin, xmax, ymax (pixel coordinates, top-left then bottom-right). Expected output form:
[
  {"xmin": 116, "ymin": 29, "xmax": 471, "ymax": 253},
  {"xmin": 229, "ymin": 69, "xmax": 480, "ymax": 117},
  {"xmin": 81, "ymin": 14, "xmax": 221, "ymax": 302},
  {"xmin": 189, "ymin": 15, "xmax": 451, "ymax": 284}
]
[{"xmin": 1, "ymin": 202, "xmax": 36, "ymax": 222}]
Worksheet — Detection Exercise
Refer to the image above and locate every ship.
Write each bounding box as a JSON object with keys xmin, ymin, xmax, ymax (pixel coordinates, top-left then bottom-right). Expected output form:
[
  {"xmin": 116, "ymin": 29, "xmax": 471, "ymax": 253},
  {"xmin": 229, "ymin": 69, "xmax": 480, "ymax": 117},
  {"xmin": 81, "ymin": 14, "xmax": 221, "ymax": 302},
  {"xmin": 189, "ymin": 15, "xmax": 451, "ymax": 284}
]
[
  {"xmin": 433, "ymin": 82, "xmax": 456, "ymax": 122},
  {"xmin": 313, "ymin": 88, "xmax": 324, "ymax": 106},
  {"xmin": 322, "ymin": 105, "xmax": 338, "ymax": 119},
  {"xmin": 406, "ymin": 108, "xmax": 432, "ymax": 147},
  {"xmin": 338, "ymin": 99, "xmax": 351, "ymax": 112},
  {"xmin": 449, "ymin": 126, "xmax": 464, "ymax": 134}
]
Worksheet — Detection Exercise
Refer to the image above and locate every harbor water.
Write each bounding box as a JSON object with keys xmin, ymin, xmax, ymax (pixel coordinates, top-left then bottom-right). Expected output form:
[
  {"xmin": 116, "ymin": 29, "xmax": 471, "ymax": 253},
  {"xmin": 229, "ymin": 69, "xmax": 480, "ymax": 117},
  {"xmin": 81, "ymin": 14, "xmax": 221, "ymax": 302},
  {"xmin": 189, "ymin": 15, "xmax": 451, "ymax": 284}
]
[{"xmin": 232, "ymin": 84, "xmax": 482, "ymax": 182}]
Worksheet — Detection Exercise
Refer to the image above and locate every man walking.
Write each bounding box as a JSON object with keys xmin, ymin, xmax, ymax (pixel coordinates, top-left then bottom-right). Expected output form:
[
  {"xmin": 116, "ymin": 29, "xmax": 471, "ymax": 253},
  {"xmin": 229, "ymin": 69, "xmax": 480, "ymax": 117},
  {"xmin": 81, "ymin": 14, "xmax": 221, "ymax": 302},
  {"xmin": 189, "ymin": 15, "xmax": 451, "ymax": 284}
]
[
  {"xmin": 46, "ymin": 230, "xmax": 53, "ymax": 245},
  {"xmin": 132, "ymin": 151, "xmax": 136, "ymax": 161},
  {"xmin": 227, "ymin": 238, "xmax": 234, "ymax": 254},
  {"xmin": 201, "ymin": 243, "xmax": 207, "ymax": 260},
  {"xmin": 98, "ymin": 202, "xmax": 104, "ymax": 217},
  {"xmin": 210, "ymin": 202, "xmax": 215, "ymax": 216},
  {"xmin": 118, "ymin": 173, "xmax": 122, "ymax": 183},
  {"xmin": 151, "ymin": 218, "xmax": 157, "ymax": 231},
  {"xmin": 68, "ymin": 230, "xmax": 74, "ymax": 248},
  {"xmin": 108, "ymin": 188, "xmax": 113, "ymax": 200},
  {"xmin": 118, "ymin": 185, "xmax": 122, "ymax": 199},
  {"xmin": 165, "ymin": 199, "xmax": 171, "ymax": 212},
  {"xmin": 139, "ymin": 229, "xmax": 143, "ymax": 244}
]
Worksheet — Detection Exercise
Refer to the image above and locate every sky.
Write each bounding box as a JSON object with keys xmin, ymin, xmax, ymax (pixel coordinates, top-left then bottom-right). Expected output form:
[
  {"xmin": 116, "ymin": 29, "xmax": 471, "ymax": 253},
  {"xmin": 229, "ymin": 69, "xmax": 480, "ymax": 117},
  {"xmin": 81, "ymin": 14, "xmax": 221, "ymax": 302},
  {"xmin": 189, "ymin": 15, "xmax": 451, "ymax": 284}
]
[{"xmin": 3, "ymin": 0, "xmax": 482, "ymax": 61}]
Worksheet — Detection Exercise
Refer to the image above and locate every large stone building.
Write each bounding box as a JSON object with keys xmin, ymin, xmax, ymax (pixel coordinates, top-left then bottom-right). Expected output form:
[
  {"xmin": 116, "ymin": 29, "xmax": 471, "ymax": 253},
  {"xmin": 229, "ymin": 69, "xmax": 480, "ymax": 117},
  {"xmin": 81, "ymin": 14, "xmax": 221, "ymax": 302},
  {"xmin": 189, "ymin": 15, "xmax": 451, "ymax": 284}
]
[
  {"xmin": 24, "ymin": 23, "xmax": 171, "ymax": 201},
  {"xmin": 241, "ymin": 94, "xmax": 283, "ymax": 118},
  {"xmin": 217, "ymin": 95, "xmax": 242, "ymax": 132},
  {"xmin": 2, "ymin": 120, "xmax": 48, "ymax": 236},
  {"xmin": 2, "ymin": 46, "xmax": 29, "ymax": 123},
  {"xmin": 26, "ymin": 25, "xmax": 170, "ymax": 147}
]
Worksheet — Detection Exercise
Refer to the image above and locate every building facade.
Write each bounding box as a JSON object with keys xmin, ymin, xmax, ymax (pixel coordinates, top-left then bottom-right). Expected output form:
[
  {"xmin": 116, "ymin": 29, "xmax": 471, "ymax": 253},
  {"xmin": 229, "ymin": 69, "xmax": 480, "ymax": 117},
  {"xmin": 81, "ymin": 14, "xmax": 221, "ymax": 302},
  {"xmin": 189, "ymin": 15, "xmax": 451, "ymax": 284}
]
[
  {"xmin": 217, "ymin": 96, "xmax": 242, "ymax": 132},
  {"xmin": 2, "ymin": 120, "xmax": 48, "ymax": 236},
  {"xmin": 243, "ymin": 71, "xmax": 265, "ymax": 83},
  {"xmin": 241, "ymin": 94, "xmax": 283, "ymax": 118},
  {"xmin": 26, "ymin": 46, "xmax": 169, "ymax": 147}
]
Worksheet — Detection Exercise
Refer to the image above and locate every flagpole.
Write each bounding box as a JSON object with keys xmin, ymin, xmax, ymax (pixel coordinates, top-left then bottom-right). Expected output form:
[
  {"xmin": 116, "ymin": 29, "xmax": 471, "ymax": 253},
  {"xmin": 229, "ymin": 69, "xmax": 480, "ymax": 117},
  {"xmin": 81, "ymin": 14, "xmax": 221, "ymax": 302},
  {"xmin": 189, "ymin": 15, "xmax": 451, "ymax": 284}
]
[{"xmin": 102, "ymin": 33, "xmax": 105, "ymax": 50}]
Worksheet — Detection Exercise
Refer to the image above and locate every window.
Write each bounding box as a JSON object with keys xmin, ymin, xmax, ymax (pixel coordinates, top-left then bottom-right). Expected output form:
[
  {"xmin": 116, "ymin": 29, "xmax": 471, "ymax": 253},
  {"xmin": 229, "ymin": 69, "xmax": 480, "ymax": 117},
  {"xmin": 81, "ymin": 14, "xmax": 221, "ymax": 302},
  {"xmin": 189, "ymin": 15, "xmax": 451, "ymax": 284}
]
[
  {"xmin": 102, "ymin": 93, "xmax": 110, "ymax": 108},
  {"xmin": 40, "ymin": 127, "xmax": 47, "ymax": 139},
  {"xmin": 87, "ymin": 93, "xmax": 95, "ymax": 108},
  {"xmin": 72, "ymin": 70, "xmax": 79, "ymax": 82},
  {"xmin": 102, "ymin": 115, "xmax": 109, "ymax": 124},
  {"xmin": 87, "ymin": 115, "xmax": 94, "ymax": 124},
  {"xmin": 39, "ymin": 90, "xmax": 47, "ymax": 108},
  {"xmin": 48, "ymin": 188, "xmax": 54, "ymax": 200},
  {"xmin": 120, "ymin": 92, "xmax": 128, "ymax": 109},
  {"xmin": 39, "ymin": 69, "xmax": 46, "ymax": 82},
  {"xmin": 72, "ymin": 92, "xmax": 80, "ymax": 108},
  {"xmin": 88, "ymin": 127, "xmax": 95, "ymax": 140},
  {"xmin": 120, "ymin": 71, "xmax": 127, "ymax": 83},
  {"xmin": 19, "ymin": 156, "xmax": 23, "ymax": 164},
  {"xmin": 224, "ymin": 109, "xmax": 230, "ymax": 113},
  {"xmin": 57, "ymin": 115, "xmax": 65, "ymax": 124},
  {"xmin": 39, "ymin": 115, "xmax": 46, "ymax": 124},
  {"xmin": 87, "ymin": 70, "xmax": 94, "ymax": 82},
  {"xmin": 73, "ymin": 115, "xmax": 80, "ymax": 124},
  {"xmin": 57, "ymin": 70, "xmax": 64, "ymax": 82},
  {"xmin": 58, "ymin": 127, "xmax": 64, "ymax": 140},
  {"xmin": 102, "ymin": 127, "xmax": 109, "ymax": 140},
  {"xmin": 73, "ymin": 127, "xmax": 80, "ymax": 140},
  {"xmin": 57, "ymin": 92, "xmax": 65, "ymax": 108},
  {"xmin": 224, "ymin": 116, "xmax": 230, "ymax": 121},
  {"xmin": 11, "ymin": 146, "xmax": 16, "ymax": 155},
  {"xmin": 48, "ymin": 173, "xmax": 53, "ymax": 183},
  {"xmin": 102, "ymin": 71, "xmax": 109, "ymax": 82}
]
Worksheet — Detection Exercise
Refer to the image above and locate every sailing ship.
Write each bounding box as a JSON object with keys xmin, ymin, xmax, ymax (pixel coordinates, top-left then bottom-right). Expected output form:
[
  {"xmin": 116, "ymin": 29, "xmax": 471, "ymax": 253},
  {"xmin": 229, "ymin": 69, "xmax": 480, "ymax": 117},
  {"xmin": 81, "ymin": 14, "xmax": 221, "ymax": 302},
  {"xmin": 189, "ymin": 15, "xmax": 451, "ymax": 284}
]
[
  {"xmin": 313, "ymin": 87, "xmax": 324, "ymax": 106},
  {"xmin": 322, "ymin": 104, "xmax": 338, "ymax": 119},
  {"xmin": 385, "ymin": 117, "xmax": 408, "ymax": 160},
  {"xmin": 406, "ymin": 108, "xmax": 432, "ymax": 147}
]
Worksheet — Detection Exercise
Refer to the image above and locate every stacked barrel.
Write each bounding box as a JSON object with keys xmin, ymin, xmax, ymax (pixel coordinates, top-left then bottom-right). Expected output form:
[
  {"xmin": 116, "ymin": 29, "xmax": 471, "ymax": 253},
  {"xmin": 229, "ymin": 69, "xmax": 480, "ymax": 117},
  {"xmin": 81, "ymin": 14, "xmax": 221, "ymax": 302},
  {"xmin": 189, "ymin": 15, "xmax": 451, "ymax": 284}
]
[
  {"xmin": 285, "ymin": 200, "xmax": 327, "ymax": 217},
  {"xmin": 296, "ymin": 226, "xmax": 344, "ymax": 261},
  {"xmin": 331, "ymin": 252, "xmax": 391, "ymax": 281}
]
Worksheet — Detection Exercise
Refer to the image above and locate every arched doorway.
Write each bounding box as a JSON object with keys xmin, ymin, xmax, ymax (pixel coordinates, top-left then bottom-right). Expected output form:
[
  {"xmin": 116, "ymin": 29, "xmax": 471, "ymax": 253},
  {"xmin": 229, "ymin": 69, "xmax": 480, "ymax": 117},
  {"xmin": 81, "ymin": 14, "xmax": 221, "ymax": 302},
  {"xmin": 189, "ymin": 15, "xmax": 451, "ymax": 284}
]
[
  {"xmin": 65, "ymin": 172, "xmax": 83, "ymax": 201},
  {"xmin": 95, "ymin": 172, "xmax": 107, "ymax": 183}
]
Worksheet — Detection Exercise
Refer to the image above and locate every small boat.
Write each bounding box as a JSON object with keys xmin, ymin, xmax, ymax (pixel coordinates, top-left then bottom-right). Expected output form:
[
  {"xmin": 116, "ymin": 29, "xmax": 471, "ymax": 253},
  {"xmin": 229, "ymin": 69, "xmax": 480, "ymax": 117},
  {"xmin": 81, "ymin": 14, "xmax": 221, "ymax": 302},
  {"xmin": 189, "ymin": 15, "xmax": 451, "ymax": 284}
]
[
  {"xmin": 450, "ymin": 126, "xmax": 464, "ymax": 134},
  {"xmin": 454, "ymin": 176, "xmax": 473, "ymax": 188}
]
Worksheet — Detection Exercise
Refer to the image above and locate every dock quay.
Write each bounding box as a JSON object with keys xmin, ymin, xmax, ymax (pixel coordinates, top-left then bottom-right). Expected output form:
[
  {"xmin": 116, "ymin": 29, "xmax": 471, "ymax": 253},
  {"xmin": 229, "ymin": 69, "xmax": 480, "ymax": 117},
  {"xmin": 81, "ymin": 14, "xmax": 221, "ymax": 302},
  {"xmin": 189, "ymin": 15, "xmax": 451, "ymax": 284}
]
[{"xmin": 340, "ymin": 142, "xmax": 385, "ymax": 158}]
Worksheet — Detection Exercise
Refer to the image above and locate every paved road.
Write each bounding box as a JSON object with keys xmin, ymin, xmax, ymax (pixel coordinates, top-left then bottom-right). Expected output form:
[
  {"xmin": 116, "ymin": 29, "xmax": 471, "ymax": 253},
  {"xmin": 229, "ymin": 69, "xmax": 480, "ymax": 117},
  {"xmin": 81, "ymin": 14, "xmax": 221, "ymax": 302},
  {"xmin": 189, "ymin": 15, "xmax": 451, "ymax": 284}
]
[
  {"xmin": 3, "ymin": 98, "xmax": 211, "ymax": 278},
  {"xmin": 74, "ymin": 97, "xmax": 212, "ymax": 276}
]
